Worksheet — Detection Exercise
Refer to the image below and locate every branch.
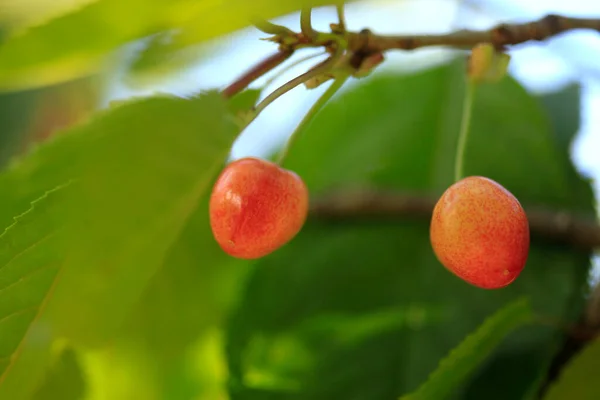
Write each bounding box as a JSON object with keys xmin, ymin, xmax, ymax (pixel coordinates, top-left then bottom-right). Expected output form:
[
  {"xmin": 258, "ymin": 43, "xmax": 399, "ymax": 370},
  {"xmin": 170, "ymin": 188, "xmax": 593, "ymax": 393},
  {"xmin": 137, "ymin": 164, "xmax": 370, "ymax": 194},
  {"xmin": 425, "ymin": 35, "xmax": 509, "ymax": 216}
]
[
  {"xmin": 309, "ymin": 189, "xmax": 600, "ymax": 251},
  {"xmin": 347, "ymin": 15, "xmax": 600, "ymax": 53},
  {"xmin": 221, "ymin": 50, "xmax": 292, "ymax": 99},
  {"xmin": 222, "ymin": 14, "xmax": 600, "ymax": 109}
]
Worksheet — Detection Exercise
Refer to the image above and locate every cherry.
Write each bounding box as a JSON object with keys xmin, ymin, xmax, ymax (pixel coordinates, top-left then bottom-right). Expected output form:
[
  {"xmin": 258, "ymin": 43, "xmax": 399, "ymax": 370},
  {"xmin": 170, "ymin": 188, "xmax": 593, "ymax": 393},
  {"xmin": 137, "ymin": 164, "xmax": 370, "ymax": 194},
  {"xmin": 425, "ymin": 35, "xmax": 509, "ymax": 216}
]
[
  {"xmin": 430, "ymin": 176, "xmax": 530, "ymax": 289},
  {"xmin": 209, "ymin": 157, "xmax": 309, "ymax": 259}
]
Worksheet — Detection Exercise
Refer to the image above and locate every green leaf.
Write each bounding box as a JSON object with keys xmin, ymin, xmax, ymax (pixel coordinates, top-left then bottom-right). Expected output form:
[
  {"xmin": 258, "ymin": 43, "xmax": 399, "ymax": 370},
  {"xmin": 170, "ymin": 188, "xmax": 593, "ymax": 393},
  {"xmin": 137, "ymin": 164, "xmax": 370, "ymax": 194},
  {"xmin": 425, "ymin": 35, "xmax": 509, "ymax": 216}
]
[
  {"xmin": 0, "ymin": 90, "xmax": 240, "ymax": 398},
  {"xmin": 86, "ymin": 88, "xmax": 260, "ymax": 398},
  {"xmin": 538, "ymin": 84, "xmax": 594, "ymax": 210},
  {"xmin": 0, "ymin": 0, "xmax": 346, "ymax": 92},
  {"xmin": 123, "ymin": 31, "xmax": 214, "ymax": 88},
  {"xmin": 543, "ymin": 337, "xmax": 600, "ymax": 400},
  {"xmin": 225, "ymin": 59, "xmax": 595, "ymax": 400},
  {"xmin": 124, "ymin": 88, "xmax": 259, "ymax": 346},
  {"xmin": 399, "ymin": 298, "xmax": 533, "ymax": 400},
  {"xmin": 0, "ymin": 184, "xmax": 69, "ymax": 398},
  {"xmin": 32, "ymin": 346, "xmax": 87, "ymax": 400}
]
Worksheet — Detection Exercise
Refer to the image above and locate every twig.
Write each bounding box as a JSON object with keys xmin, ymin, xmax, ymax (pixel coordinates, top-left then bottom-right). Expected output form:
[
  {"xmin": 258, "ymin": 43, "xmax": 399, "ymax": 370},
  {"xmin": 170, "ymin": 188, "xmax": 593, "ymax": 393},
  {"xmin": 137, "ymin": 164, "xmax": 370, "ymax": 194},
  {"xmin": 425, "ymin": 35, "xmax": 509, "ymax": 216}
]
[
  {"xmin": 221, "ymin": 50, "xmax": 293, "ymax": 99},
  {"xmin": 309, "ymin": 189, "xmax": 600, "ymax": 251},
  {"xmin": 335, "ymin": 4, "xmax": 346, "ymax": 33},
  {"xmin": 261, "ymin": 51, "xmax": 327, "ymax": 90},
  {"xmin": 347, "ymin": 15, "xmax": 600, "ymax": 53},
  {"xmin": 276, "ymin": 73, "xmax": 350, "ymax": 165},
  {"xmin": 222, "ymin": 14, "xmax": 600, "ymax": 110},
  {"xmin": 252, "ymin": 51, "xmax": 342, "ymax": 118},
  {"xmin": 301, "ymin": 7, "xmax": 317, "ymax": 40}
]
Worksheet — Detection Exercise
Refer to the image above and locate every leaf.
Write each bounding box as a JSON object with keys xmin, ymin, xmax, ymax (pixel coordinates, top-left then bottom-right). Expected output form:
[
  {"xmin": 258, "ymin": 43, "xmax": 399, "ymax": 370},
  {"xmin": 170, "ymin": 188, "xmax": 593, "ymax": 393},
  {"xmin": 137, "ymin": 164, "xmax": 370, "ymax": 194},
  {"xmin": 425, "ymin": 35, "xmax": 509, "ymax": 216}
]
[
  {"xmin": 0, "ymin": 0, "xmax": 346, "ymax": 92},
  {"xmin": 225, "ymin": 58, "xmax": 595, "ymax": 400},
  {"xmin": 0, "ymin": 184, "xmax": 69, "ymax": 397},
  {"xmin": 539, "ymin": 83, "xmax": 581, "ymax": 150},
  {"xmin": 123, "ymin": 31, "xmax": 214, "ymax": 88},
  {"xmin": 543, "ymin": 337, "xmax": 600, "ymax": 400},
  {"xmin": 101, "ymin": 88, "xmax": 261, "ymax": 398},
  {"xmin": 0, "ymin": 90, "xmax": 241, "ymax": 398},
  {"xmin": 32, "ymin": 346, "xmax": 87, "ymax": 400},
  {"xmin": 538, "ymin": 84, "xmax": 594, "ymax": 210},
  {"xmin": 399, "ymin": 298, "xmax": 533, "ymax": 400}
]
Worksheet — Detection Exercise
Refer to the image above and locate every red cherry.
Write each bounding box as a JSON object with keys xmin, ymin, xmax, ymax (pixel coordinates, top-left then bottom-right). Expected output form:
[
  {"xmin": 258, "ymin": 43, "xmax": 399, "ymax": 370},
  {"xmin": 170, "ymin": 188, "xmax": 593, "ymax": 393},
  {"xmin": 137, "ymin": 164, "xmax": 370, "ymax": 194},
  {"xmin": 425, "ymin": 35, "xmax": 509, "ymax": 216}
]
[
  {"xmin": 430, "ymin": 176, "xmax": 530, "ymax": 289},
  {"xmin": 209, "ymin": 157, "xmax": 309, "ymax": 259}
]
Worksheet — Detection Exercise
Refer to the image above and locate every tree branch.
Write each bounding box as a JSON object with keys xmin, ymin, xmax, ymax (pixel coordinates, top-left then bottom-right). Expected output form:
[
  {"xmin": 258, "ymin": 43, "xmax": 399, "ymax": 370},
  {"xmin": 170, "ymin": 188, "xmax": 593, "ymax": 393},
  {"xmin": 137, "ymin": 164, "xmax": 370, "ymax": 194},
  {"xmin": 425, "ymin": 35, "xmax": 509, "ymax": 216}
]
[
  {"xmin": 309, "ymin": 189, "xmax": 600, "ymax": 251},
  {"xmin": 347, "ymin": 15, "xmax": 600, "ymax": 53},
  {"xmin": 223, "ymin": 14, "xmax": 600, "ymax": 104}
]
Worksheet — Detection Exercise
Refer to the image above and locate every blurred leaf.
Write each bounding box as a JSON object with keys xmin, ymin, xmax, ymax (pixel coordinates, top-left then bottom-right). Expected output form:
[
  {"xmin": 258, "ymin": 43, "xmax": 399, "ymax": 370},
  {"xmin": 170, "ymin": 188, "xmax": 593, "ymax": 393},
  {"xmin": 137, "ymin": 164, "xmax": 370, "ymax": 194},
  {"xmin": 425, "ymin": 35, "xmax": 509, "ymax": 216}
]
[
  {"xmin": 0, "ymin": 89, "xmax": 36, "ymax": 165},
  {"xmin": 0, "ymin": 90, "xmax": 240, "ymax": 398},
  {"xmin": 537, "ymin": 84, "xmax": 594, "ymax": 210},
  {"xmin": 32, "ymin": 346, "xmax": 87, "ymax": 400},
  {"xmin": 539, "ymin": 83, "xmax": 580, "ymax": 150},
  {"xmin": 0, "ymin": 75, "xmax": 100, "ymax": 169},
  {"xmin": 543, "ymin": 337, "xmax": 600, "ymax": 400},
  {"xmin": 0, "ymin": 0, "xmax": 346, "ymax": 92},
  {"xmin": 124, "ymin": 31, "xmax": 213, "ymax": 88},
  {"xmin": 225, "ymin": 59, "xmax": 595, "ymax": 400},
  {"xmin": 298, "ymin": 304, "xmax": 449, "ymax": 347},
  {"xmin": 0, "ymin": 0, "xmax": 94, "ymax": 29},
  {"xmin": 0, "ymin": 185, "xmax": 68, "ymax": 398},
  {"xmin": 400, "ymin": 298, "xmax": 533, "ymax": 400}
]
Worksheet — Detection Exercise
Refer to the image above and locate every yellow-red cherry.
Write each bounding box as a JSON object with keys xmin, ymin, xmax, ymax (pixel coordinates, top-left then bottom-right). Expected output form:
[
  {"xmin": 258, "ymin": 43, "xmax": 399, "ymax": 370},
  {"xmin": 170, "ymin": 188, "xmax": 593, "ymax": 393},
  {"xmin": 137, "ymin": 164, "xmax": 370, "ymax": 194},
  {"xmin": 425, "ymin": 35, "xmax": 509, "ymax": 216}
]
[
  {"xmin": 209, "ymin": 157, "xmax": 309, "ymax": 260},
  {"xmin": 430, "ymin": 176, "xmax": 530, "ymax": 289}
]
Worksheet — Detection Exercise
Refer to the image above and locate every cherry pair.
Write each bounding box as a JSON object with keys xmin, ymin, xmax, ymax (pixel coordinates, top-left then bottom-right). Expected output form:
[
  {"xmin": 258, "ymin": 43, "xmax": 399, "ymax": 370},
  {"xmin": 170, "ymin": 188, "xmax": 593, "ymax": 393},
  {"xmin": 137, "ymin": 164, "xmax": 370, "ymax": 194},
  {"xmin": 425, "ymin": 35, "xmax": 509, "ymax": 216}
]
[{"xmin": 209, "ymin": 157, "xmax": 529, "ymax": 289}]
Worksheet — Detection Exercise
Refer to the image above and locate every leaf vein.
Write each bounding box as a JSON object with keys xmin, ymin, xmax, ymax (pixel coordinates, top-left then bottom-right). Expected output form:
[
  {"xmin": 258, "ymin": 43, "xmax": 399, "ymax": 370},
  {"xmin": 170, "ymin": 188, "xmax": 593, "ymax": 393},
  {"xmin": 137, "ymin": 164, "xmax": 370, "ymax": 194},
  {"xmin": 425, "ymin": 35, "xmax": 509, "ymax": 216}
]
[
  {"xmin": 0, "ymin": 231, "xmax": 57, "ymax": 273},
  {"xmin": 0, "ymin": 261, "xmax": 59, "ymax": 297}
]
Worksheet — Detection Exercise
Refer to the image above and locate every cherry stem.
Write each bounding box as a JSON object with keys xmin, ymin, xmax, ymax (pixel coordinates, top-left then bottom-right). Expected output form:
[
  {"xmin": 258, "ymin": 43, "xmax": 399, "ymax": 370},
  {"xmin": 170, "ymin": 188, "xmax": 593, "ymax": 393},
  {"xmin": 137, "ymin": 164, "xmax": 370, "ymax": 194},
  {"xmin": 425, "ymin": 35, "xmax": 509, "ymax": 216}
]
[
  {"xmin": 301, "ymin": 7, "xmax": 317, "ymax": 40},
  {"xmin": 221, "ymin": 50, "xmax": 293, "ymax": 99},
  {"xmin": 276, "ymin": 73, "xmax": 350, "ymax": 165},
  {"xmin": 261, "ymin": 51, "xmax": 327, "ymax": 91},
  {"xmin": 251, "ymin": 48, "xmax": 342, "ymax": 121},
  {"xmin": 336, "ymin": 4, "xmax": 346, "ymax": 31},
  {"xmin": 454, "ymin": 80, "xmax": 477, "ymax": 182}
]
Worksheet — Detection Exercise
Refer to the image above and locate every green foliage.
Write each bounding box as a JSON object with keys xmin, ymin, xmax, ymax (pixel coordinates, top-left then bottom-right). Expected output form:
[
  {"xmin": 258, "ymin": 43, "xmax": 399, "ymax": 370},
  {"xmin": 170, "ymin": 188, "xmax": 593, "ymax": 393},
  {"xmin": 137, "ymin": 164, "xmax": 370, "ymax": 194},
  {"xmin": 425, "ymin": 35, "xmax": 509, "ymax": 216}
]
[
  {"xmin": 543, "ymin": 337, "xmax": 600, "ymax": 400},
  {"xmin": 86, "ymin": 89, "xmax": 261, "ymax": 398},
  {"xmin": 0, "ymin": 0, "xmax": 346, "ymax": 91},
  {"xmin": 0, "ymin": 90, "xmax": 243, "ymax": 398},
  {"xmin": 400, "ymin": 298, "xmax": 533, "ymax": 400},
  {"xmin": 0, "ymin": 185, "xmax": 68, "ymax": 394},
  {"xmin": 225, "ymin": 59, "xmax": 595, "ymax": 400}
]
